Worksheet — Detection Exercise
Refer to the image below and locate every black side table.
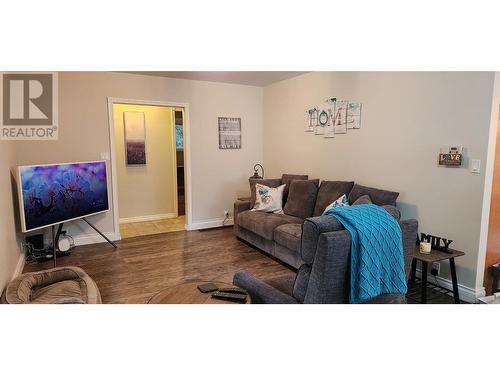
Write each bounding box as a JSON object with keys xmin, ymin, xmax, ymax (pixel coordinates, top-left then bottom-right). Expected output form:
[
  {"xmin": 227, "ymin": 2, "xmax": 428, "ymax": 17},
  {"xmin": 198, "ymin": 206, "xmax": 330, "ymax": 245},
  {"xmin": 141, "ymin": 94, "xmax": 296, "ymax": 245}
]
[
  {"xmin": 492, "ymin": 263, "xmax": 500, "ymax": 294},
  {"xmin": 409, "ymin": 246, "xmax": 465, "ymax": 304}
]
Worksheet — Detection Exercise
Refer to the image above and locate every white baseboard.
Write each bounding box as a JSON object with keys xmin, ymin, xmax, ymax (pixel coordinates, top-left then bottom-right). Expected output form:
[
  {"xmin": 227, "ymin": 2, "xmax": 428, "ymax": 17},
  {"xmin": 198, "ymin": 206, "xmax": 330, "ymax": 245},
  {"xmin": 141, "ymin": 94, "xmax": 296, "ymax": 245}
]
[
  {"xmin": 415, "ymin": 269, "xmax": 485, "ymax": 303},
  {"xmin": 72, "ymin": 232, "xmax": 120, "ymax": 246},
  {"xmin": 119, "ymin": 213, "xmax": 177, "ymax": 224},
  {"xmin": 12, "ymin": 252, "xmax": 26, "ymax": 279},
  {"xmin": 186, "ymin": 217, "xmax": 234, "ymax": 231}
]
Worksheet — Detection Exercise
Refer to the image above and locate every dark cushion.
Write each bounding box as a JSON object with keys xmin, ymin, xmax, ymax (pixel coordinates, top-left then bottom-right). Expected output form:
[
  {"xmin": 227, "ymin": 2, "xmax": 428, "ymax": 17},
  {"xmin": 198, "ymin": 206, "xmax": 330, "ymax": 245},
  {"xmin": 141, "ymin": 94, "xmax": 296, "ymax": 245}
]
[
  {"xmin": 348, "ymin": 184, "xmax": 399, "ymax": 206},
  {"xmin": 352, "ymin": 194, "xmax": 372, "ymax": 205},
  {"xmin": 284, "ymin": 179, "xmax": 320, "ymax": 219},
  {"xmin": 281, "ymin": 174, "xmax": 308, "ymax": 202},
  {"xmin": 274, "ymin": 223, "xmax": 302, "ymax": 252},
  {"xmin": 237, "ymin": 211, "xmax": 304, "ymax": 240},
  {"xmin": 249, "ymin": 178, "xmax": 282, "ymax": 208},
  {"xmin": 313, "ymin": 181, "xmax": 355, "ymax": 216}
]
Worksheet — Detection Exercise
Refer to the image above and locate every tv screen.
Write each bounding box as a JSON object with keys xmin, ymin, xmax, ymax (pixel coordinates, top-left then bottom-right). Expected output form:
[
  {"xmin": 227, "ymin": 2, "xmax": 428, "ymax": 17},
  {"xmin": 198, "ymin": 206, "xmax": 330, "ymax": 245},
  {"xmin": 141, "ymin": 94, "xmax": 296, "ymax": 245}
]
[{"xmin": 18, "ymin": 161, "xmax": 110, "ymax": 232}]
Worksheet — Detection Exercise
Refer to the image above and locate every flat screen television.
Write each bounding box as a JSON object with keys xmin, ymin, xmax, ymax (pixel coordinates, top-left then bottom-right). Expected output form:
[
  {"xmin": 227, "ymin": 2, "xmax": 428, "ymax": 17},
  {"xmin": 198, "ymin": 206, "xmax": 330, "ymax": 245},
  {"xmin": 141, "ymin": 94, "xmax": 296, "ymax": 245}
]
[{"xmin": 17, "ymin": 160, "xmax": 110, "ymax": 232}]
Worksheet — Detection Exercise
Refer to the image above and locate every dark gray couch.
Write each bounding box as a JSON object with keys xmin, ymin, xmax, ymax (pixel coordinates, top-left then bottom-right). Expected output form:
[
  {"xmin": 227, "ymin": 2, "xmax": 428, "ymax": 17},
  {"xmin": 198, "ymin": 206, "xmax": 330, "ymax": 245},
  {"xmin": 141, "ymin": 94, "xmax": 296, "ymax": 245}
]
[
  {"xmin": 233, "ymin": 217, "xmax": 418, "ymax": 303},
  {"xmin": 234, "ymin": 174, "xmax": 401, "ymax": 269}
]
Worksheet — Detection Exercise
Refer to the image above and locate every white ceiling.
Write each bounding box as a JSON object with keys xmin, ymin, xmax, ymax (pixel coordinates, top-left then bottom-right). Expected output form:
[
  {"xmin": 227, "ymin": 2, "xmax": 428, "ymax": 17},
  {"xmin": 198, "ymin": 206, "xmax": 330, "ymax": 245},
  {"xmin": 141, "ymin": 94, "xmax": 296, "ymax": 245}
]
[{"xmin": 126, "ymin": 71, "xmax": 306, "ymax": 87}]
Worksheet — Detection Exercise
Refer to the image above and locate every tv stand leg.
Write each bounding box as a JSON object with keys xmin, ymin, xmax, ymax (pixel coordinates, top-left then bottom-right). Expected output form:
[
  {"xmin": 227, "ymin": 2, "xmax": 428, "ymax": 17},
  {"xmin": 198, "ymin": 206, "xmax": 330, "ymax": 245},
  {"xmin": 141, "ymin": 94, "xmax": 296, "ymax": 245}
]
[
  {"xmin": 82, "ymin": 217, "xmax": 118, "ymax": 249},
  {"xmin": 51, "ymin": 225, "xmax": 57, "ymax": 267}
]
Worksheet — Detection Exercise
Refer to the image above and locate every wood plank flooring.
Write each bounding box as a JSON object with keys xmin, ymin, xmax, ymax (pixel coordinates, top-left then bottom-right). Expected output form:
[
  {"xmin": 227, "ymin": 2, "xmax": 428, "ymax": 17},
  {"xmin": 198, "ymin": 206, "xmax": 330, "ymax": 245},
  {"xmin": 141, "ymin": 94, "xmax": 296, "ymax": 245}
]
[
  {"xmin": 120, "ymin": 216, "xmax": 186, "ymax": 239},
  {"xmin": 23, "ymin": 227, "xmax": 294, "ymax": 304}
]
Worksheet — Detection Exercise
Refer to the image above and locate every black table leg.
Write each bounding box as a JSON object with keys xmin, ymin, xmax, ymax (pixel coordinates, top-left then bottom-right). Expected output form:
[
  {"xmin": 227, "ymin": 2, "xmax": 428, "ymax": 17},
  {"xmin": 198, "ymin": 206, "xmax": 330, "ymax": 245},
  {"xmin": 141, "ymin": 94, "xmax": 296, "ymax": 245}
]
[
  {"xmin": 421, "ymin": 262, "xmax": 428, "ymax": 304},
  {"xmin": 493, "ymin": 275, "xmax": 500, "ymax": 294},
  {"xmin": 449, "ymin": 258, "xmax": 460, "ymax": 304},
  {"xmin": 409, "ymin": 259, "xmax": 417, "ymax": 288}
]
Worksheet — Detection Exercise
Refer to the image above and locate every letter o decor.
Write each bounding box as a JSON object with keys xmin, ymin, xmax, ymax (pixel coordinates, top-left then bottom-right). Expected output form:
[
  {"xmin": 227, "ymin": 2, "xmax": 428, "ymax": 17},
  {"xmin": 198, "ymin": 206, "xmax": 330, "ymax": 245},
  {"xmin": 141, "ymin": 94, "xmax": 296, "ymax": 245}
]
[{"xmin": 318, "ymin": 109, "xmax": 329, "ymax": 126}]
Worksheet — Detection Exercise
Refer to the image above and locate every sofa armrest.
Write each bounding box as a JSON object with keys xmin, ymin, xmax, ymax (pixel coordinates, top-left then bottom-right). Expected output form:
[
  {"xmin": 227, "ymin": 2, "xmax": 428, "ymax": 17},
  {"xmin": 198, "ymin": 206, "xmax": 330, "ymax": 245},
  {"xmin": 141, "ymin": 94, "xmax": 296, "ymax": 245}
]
[
  {"xmin": 233, "ymin": 271, "xmax": 298, "ymax": 304},
  {"xmin": 234, "ymin": 199, "xmax": 252, "ymax": 226},
  {"xmin": 303, "ymin": 230, "xmax": 352, "ymax": 303},
  {"xmin": 301, "ymin": 215, "xmax": 343, "ymax": 264}
]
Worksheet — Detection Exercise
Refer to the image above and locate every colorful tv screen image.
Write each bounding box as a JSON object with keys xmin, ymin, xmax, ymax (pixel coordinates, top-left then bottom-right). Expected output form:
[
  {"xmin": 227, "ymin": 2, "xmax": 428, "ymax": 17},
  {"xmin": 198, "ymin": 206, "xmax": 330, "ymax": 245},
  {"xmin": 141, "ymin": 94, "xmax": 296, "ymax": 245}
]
[{"xmin": 19, "ymin": 161, "xmax": 109, "ymax": 232}]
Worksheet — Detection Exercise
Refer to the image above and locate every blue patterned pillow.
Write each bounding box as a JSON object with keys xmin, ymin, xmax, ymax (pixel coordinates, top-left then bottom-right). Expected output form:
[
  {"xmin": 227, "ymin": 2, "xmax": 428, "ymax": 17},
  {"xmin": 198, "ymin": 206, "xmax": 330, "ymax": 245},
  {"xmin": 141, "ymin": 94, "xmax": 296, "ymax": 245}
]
[
  {"xmin": 322, "ymin": 194, "xmax": 349, "ymax": 215},
  {"xmin": 252, "ymin": 183, "xmax": 286, "ymax": 213}
]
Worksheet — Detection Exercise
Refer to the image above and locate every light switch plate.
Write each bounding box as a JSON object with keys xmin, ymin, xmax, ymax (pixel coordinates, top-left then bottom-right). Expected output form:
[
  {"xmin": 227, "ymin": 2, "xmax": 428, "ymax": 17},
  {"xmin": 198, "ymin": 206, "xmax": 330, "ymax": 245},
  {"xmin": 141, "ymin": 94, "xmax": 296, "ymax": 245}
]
[
  {"xmin": 100, "ymin": 152, "xmax": 110, "ymax": 160},
  {"xmin": 471, "ymin": 159, "xmax": 481, "ymax": 174}
]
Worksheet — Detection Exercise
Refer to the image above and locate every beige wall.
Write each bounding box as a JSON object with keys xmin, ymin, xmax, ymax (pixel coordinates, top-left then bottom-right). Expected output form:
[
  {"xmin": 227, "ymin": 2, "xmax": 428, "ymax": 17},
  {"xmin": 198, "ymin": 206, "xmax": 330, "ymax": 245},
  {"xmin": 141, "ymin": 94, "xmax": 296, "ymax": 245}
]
[
  {"xmin": 113, "ymin": 104, "xmax": 176, "ymax": 220},
  {"xmin": 0, "ymin": 142, "xmax": 22, "ymax": 292},
  {"xmin": 15, "ymin": 72, "xmax": 264, "ymax": 239},
  {"xmin": 263, "ymin": 72, "xmax": 495, "ymax": 290}
]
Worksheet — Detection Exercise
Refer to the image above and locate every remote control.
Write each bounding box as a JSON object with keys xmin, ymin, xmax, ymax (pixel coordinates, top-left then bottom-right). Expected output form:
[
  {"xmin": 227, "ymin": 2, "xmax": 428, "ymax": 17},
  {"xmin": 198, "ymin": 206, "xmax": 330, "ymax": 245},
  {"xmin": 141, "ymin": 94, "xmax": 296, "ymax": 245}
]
[
  {"xmin": 212, "ymin": 291, "xmax": 247, "ymax": 303},
  {"xmin": 217, "ymin": 287, "xmax": 247, "ymax": 295}
]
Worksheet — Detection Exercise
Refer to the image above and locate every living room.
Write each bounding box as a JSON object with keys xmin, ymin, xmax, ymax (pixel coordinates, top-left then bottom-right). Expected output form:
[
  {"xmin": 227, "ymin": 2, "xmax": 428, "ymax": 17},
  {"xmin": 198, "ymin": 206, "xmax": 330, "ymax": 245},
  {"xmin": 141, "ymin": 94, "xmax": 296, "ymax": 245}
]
[{"xmin": 2, "ymin": 1, "xmax": 499, "ymax": 374}]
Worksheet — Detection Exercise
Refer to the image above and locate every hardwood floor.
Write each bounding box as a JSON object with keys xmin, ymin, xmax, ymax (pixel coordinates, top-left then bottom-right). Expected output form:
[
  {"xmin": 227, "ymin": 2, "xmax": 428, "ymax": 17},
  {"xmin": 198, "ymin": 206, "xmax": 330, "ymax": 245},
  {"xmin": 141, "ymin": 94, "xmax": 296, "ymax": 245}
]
[
  {"xmin": 23, "ymin": 227, "xmax": 294, "ymax": 304},
  {"xmin": 120, "ymin": 216, "xmax": 186, "ymax": 239}
]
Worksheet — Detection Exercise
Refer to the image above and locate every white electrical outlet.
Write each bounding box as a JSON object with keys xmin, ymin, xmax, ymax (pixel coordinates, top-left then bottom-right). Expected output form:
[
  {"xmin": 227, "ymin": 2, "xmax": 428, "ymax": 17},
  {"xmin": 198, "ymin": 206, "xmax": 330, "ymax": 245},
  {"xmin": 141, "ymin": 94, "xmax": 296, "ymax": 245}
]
[
  {"xmin": 432, "ymin": 262, "xmax": 440, "ymax": 275},
  {"xmin": 470, "ymin": 159, "xmax": 481, "ymax": 174}
]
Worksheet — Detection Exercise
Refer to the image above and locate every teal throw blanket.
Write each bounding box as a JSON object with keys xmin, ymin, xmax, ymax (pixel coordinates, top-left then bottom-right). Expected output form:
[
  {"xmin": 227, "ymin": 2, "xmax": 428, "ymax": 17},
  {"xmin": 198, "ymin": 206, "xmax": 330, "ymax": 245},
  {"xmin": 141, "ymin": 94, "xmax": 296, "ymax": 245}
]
[{"xmin": 325, "ymin": 204, "xmax": 407, "ymax": 303}]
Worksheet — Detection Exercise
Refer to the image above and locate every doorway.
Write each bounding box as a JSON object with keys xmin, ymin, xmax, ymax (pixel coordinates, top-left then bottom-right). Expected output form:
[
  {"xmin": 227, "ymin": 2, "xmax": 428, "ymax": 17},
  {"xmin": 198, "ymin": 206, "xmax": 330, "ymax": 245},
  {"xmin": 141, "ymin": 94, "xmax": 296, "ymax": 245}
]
[{"xmin": 107, "ymin": 98, "xmax": 191, "ymax": 240}]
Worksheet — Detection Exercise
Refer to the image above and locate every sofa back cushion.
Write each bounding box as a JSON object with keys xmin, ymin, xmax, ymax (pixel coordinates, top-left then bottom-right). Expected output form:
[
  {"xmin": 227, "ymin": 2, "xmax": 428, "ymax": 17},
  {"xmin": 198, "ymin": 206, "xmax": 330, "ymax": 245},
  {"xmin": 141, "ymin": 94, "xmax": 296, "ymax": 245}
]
[
  {"xmin": 284, "ymin": 179, "xmax": 320, "ymax": 219},
  {"xmin": 348, "ymin": 184, "xmax": 399, "ymax": 206},
  {"xmin": 313, "ymin": 181, "xmax": 354, "ymax": 217},
  {"xmin": 281, "ymin": 174, "xmax": 308, "ymax": 202},
  {"xmin": 249, "ymin": 178, "xmax": 282, "ymax": 208}
]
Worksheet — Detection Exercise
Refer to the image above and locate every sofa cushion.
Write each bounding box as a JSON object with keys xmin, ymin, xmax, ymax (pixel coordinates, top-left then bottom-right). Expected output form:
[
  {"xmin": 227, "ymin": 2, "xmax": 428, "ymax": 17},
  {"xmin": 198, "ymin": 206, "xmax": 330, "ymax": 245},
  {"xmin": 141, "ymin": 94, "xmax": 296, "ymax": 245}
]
[
  {"xmin": 274, "ymin": 223, "xmax": 302, "ymax": 253},
  {"xmin": 284, "ymin": 179, "xmax": 320, "ymax": 219},
  {"xmin": 281, "ymin": 174, "xmax": 308, "ymax": 202},
  {"xmin": 352, "ymin": 194, "xmax": 372, "ymax": 205},
  {"xmin": 249, "ymin": 178, "xmax": 282, "ymax": 208},
  {"xmin": 313, "ymin": 181, "xmax": 355, "ymax": 217},
  {"xmin": 348, "ymin": 184, "xmax": 399, "ymax": 206},
  {"xmin": 237, "ymin": 210, "xmax": 304, "ymax": 240}
]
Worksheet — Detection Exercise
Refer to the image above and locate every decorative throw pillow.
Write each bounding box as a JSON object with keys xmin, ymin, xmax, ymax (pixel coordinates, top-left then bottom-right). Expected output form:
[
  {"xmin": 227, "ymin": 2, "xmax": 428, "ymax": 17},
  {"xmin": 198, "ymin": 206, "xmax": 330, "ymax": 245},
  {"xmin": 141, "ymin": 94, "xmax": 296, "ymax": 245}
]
[
  {"xmin": 322, "ymin": 194, "xmax": 349, "ymax": 215},
  {"xmin": 249, "ymin": 178, "xmax": 282, "ymax": 208},
  {"xmin": 352, "ymin": 194, "xmax": 372, "ymax": 206},
  {"xmin": 281, "ymin": 174, "xmax": 308, "ymax": 202},
  {"xmin": 283, "ymin": 179, "xmax": 320, "ymax": 218},
  {"xmin": 252, "ymin": 183, "xmax": 286, "ymax": 213}
]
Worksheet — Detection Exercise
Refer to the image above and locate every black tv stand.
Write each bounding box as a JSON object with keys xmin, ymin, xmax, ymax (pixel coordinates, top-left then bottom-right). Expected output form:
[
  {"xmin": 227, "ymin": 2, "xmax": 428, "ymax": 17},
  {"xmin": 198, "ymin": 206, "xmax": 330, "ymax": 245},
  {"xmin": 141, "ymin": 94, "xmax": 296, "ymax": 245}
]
[{"xmin": 50, "ymin": 218, "xmax": 118, "ymax": 267}]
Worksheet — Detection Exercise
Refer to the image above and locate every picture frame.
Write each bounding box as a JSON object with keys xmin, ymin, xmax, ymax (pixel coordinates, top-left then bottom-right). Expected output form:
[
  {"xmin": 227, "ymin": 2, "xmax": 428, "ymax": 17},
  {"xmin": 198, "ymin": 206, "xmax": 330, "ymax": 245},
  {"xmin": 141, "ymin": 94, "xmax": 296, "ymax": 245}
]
[
  {"xmin": 218, "ymin": 117, "xmax": 241, "ymax": 149},
  {"xmin": 124, "ymin": 111, "xmax": 147, "ymax": 165}
]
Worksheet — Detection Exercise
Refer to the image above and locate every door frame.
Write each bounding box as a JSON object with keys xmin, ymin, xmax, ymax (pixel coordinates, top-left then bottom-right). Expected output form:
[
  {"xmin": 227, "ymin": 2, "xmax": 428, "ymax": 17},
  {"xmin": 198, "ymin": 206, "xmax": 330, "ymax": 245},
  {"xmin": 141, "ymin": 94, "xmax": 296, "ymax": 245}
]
[{"xmin": 106, "ymin": 97, "xmax": 193, "ymax": 238}]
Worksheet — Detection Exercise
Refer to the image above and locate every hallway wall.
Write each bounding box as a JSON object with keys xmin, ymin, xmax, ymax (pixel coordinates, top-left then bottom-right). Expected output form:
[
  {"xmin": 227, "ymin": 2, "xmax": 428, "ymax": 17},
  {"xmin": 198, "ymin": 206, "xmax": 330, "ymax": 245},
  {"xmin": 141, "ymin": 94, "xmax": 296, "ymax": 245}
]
[{"xmin": 113, "ymin": 104, "xmax": 176, "ymax": 221}]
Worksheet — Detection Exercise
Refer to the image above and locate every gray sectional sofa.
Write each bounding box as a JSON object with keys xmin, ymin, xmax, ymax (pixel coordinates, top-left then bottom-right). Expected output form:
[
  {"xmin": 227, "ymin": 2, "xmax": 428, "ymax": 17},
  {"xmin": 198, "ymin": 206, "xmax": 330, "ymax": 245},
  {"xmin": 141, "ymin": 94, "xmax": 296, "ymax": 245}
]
[{"xmin": 234, "ymin": 174, "xmax": 401, "ymax": 269}]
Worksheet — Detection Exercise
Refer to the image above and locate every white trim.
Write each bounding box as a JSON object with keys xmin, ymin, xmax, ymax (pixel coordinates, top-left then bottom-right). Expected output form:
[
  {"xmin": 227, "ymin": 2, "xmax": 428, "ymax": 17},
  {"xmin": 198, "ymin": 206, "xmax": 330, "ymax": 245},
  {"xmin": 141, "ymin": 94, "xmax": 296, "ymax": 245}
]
[
  {"xmin": 12, "ymin": 252, "xmax": 26, "ymax": 279},
  {"xmin": 72, "ymin": 231, "xmax": 121, "ymax": 247},
  {"xmin": 186, "ymin": 217, "xmax": 234, "ymax": 231},
  {"xmin": 476, "ymin": 72, "xmax": 500, "ymax": 291},
  {"xmin": 106, "ymin": 98, "xmax": 193, "ymax": 241},
  {"xmin": 415, "ymin": 269, "xmax": 485, "ymax": 304},
  {"xmin": 119, "ymin": 213, "xmax": 177, "ymax": 224}
]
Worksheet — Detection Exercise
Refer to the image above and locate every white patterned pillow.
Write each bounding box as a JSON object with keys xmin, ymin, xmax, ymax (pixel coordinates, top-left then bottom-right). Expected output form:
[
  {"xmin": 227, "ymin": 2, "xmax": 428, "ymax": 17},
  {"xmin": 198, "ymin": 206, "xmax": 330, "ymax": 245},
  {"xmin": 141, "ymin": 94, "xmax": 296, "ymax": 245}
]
[
  {"xmin": 252, "ymin": 183, "xmax": 286, "ymax": 213},
  {"xmin": 322, "ymin": 194, "xmax": 350, "ymax": 215}
]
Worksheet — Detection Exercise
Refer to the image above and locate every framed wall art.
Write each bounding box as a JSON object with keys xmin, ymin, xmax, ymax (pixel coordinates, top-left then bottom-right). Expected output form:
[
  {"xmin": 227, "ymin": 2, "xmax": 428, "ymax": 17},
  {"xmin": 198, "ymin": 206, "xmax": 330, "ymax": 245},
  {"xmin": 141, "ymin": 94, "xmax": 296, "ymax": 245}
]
[
  {"xmin": 218, "ymin": 117, "xmax": 241, "ymax": 149},
  {"xmin": 124, "ymin": 111, "xmax": 147, "ymax": 165}
]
